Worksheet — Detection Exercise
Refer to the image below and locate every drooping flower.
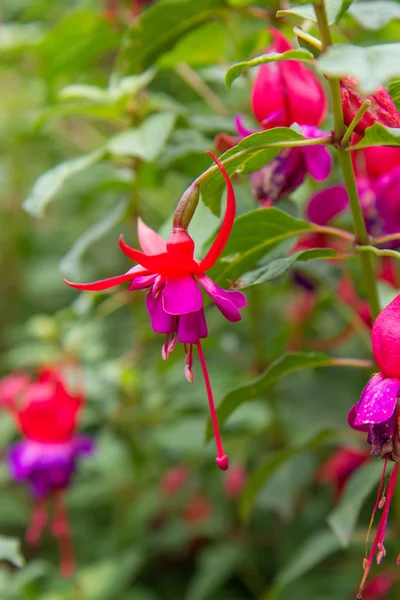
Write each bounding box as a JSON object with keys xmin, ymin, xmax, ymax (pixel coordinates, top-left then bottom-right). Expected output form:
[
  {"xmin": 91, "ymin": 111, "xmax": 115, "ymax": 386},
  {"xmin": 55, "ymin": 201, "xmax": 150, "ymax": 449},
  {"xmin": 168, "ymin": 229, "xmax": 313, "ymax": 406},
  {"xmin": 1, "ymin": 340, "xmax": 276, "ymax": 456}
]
[
  {"xmin": 251, "ymin": 28, "xmax": 327, "ymax": 129},
  {"xmin": 234, "ymin": 116, "xmax": 332, "ymax": 206},
  {"xmin": 348, "ymin": 296, "xmax": 400, "ymax": 595},
  {"xmin": 340, "ymin": 77, "xmax": 400, "ymax": 137},
  {"xmin": 64, "ymin": 153, "xmax": 246, "ymax": 471},
  {"xmin": 318, "ymin": 446, "xmax": 370, "ymax": 499},
  {"xmin": 3, "ymin": 366, "xmax": 94, "ymax": 577}
]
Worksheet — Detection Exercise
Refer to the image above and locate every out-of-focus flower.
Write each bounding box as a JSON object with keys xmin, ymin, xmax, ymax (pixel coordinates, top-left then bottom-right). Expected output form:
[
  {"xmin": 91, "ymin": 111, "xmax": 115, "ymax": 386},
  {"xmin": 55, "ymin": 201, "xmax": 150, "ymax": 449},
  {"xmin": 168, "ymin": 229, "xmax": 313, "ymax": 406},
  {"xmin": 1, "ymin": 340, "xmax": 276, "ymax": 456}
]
[
  {"xmin": 235, "ymin": 116, "xmax": 332, "ymax": 206},
  {"xmin": 182, "ymin": 495, "xmax": 212, "ymax": 525},
  {"xmin": 3, "ymin": 367, "xmax": 94, "ymax": 577},
  {"xmin": 359, "ymin": 571, "xmax": 397, "ymax": 599},
  {"xmin": 64, "ymin": 153, "xmax": 246, "ymax": 471},
  {"xmin": 223, "ymin": 465, "xmax": 247, "ymax": 499},
  {"xmin": 341, "ymin": 77, "xmax": 400, "ymax": 137},
  {"xmin": 161, "ymin": 467, "xmax": 190, "ymax": 497},
  {"xmin": 0, "ymin": 373, "xmax": 30, "ymax": 409},
  {"xmin": 318, "ymin": 446, "xmax": 370, "ymax": 499},
  {"xmin": 348, "ymin": 296, "xmax": 400, "ymax": 595},
  {"xmin": 353, "ymin": 143, "xmax": 400, "ymax": 180},
  {"xmin": 251, "ymin": 28, "xmax": 327, "ymax": 128}
]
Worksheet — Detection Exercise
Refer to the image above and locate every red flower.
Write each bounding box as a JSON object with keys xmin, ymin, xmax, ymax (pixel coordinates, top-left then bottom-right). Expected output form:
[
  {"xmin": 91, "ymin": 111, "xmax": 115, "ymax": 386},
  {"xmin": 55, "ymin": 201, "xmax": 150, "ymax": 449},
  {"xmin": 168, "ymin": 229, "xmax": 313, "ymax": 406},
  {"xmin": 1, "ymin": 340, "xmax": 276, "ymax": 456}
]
[
  {"xmin": 318, "ymin": 446, "xmax": 370, "ymax": 499},
  {"xmin": 341, "ymin": 77, "xmax": 400, "ymax": 137},
  {"xmin": 251, "ymin": 28, "xmax": 327, "ymax": 128}
]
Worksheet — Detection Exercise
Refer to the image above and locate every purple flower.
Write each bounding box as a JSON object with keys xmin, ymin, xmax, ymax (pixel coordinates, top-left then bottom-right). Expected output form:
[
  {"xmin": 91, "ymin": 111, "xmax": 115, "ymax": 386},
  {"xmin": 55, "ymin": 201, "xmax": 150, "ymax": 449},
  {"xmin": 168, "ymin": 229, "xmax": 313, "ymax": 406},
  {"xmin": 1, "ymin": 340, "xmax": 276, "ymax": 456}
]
[{"xmin": 234, "ymin": 116, "xmax": 332, "ymax": 205}]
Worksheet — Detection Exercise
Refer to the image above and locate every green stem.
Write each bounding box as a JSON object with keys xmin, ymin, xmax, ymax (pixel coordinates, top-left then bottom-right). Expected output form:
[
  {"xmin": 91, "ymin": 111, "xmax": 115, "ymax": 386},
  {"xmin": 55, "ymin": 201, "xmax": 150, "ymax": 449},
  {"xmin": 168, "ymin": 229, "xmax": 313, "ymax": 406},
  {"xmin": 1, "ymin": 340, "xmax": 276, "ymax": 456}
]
[
  {"xmin": 314, "ymin": 0, "xmax": 380, "ymax": 322},
  {"xmin": 357, "ymin": 245, "xmax": 400, "ymax": 261},
  {"xmin": 341, "ymin": 100, "xmax": 371, "ymax": 148}
]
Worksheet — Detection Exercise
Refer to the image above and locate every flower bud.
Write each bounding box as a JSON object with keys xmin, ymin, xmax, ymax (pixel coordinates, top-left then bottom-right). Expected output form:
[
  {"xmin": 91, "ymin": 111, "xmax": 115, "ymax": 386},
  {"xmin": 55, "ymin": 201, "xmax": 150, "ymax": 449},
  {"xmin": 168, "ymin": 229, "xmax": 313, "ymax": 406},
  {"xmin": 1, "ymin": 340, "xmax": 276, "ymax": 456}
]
[
  {"xmin": 172, "ymin": 181, "xmax": 200, "ymax": 231},
  {"xmin": 341, "ymin": 77, "xmax": 400, "ymax": 137},
  {"xmin": 372, "ymin": 295, "xmax": 400, "ymax": 378},
  {"xmin": 353, "ymin": 143, "xmax": 400, "ymax": 179},
  {"xmin": 251, "ymin": 28, "xmax": 327, "ymax": 128}
]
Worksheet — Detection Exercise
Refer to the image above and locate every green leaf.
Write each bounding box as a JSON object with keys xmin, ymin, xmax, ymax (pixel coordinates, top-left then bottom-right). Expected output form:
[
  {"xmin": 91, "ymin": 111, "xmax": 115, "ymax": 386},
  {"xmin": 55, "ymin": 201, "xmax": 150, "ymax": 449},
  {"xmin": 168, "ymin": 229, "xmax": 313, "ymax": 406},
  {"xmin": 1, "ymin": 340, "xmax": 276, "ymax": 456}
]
[
  {"xmin": 238, "ymin": 248, "xmax": 337, "ymax": 288},
  {"xmin": 269, "ymin": 529, "xmax": 342, "ymax": 596},
  {"xmin": 201, "ymin": 128, "xmax": 306, "ymax": 215},
  {"xmin": 118, "ymin": 0, "xmax": 226, "ymax": 73},
  {"xmin": 108, "ymin": 112, "xmax": 176, "ymax": 162},
  {"xmin": 205, "ymin": 352, "xmax": 331, "ymax": 441},
  {"xmin": 211, "ymin": 207, "xmax": 314, "ymax": 283},
  {"xmin": 348, "ymin": 0, "xmax": 400, "ymax": 30},
  {"xmin": 349, "ymin": 122, "xmax": 400, "ymax": 150},
  {"xmin": 276, "ymin": 0, "xmax": 346, "ymax": 25},
  {"xmin": 185, "ymin": 544, "xmax": 244, "ymax": 600},
  {"xmin": 159, "ymin": 22, "xmax": 228, "ymax": 68},
  {"xmin": 0, "ymin": 23, "xmax": 43, "ymax": 51},
  {"xmin": 318, "ymin": 43, "xmax": 400, "ymax": 94},
  {"xmin": 23, "ymin": 150, "xmax": 105, "ymax": 217},
  {"xmin": 59, "ymin": 199, "xmax": 128, "ymax": 279},
  {"xmin": 225, "ymin": 48, "xmax": 313, "ymax": 89},
  {"xmin": 0, "ymin": 536, "xmax": 24, "ymax": 568},
  {"xmin": 389, "ymin": 80, "xmax": 400, "ymax": 110},
  {"xmin": 240, "ymin": 431, "xmax": 332, "ymax": 522},
  {"xmin": 327, "ymin": 460, "xmax": 393, "ymax": 547}
]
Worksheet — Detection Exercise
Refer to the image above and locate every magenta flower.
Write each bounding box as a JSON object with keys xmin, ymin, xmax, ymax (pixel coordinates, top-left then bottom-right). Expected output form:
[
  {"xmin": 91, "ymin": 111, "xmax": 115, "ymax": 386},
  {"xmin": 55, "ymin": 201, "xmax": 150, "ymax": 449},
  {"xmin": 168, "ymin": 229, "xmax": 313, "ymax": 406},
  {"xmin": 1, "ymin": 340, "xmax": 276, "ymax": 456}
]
[
  {"xmin": 348, "ymin": 296, "xmax": 400, "ymax": 595},
  {"xmin": 64, "ymin": 153, "xmax": 246, "ymax": 470},
  {"xmin": 235, "ymin": 116, "xmax": 332, "ymax": 206}
]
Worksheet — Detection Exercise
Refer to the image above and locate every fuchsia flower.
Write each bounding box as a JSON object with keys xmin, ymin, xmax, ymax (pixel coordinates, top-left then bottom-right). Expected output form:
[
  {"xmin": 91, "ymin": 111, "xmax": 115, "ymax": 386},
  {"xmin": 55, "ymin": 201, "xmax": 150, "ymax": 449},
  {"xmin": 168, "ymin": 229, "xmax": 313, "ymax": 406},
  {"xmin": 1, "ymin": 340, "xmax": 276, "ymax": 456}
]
[
  {"xmin": 341, "ymin": 77, "xmax": 400, "ymax": 137},
  {"xmin": 64, "ymin": 153, "xmax": 246, "ymax": 471},
  {"xmin": 318, "ymin": 446, "xmax": 370, "ymax": 499},
  {"xmin": 359, "ymin": 571, "xmax": 397, "ymax": 599},
  {"xmin": 2, "ymin": 366, "xmax": 94, "ymax": 577},
  {"xmin": 348, "ymin": 296, "xmax": 400, "ymax": 595},
  {"xmin": 251, "ymin": 28, "xmax": 327, "ymax": 128}
]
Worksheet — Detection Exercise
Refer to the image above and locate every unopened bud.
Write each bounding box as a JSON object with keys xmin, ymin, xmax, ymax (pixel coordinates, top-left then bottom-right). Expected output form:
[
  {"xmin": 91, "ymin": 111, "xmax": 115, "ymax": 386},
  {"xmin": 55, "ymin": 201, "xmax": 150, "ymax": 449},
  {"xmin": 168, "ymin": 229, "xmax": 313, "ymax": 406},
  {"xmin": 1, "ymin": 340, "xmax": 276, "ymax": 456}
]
[
  {"xmin": 185, "ymin": 364, "xmax": 195, "ymax": 383},
  {"xmin": 341, "ymin": 77, "xmax": 400, "ymax": 137},
  {"xmin": 172, "ymin": 181, "xmax": 200, "ymax": 231}
]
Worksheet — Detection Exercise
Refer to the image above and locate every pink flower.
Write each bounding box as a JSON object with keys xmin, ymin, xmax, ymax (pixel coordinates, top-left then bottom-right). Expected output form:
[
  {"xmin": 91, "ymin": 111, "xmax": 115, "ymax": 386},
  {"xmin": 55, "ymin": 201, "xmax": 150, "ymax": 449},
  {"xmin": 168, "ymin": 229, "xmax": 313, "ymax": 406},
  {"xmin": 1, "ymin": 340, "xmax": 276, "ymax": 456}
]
[
  {"xmin": 318, "ymin": 446, "xmax": 370, "ymax": 499},
  {"xmin": 223, "ymin": 465, "xmax": 247, "ymax": 499},
  {"xmin": 251, "ymin": 28, "xmax": 327, "ymax": 128},
  {"xmin": 341, "ymin": 77, "xmax": 400, "ymax": 137},
  {"xmin": 360, "ymin": 571, "xmax": 397, "ymax": 599},
  {"xmin": 64, "ymin": 153, "xmax": 246, "ymax": 470},
  {"xmin": 161, "ymin": 467, "xmax": 189, "ymax": 497}
]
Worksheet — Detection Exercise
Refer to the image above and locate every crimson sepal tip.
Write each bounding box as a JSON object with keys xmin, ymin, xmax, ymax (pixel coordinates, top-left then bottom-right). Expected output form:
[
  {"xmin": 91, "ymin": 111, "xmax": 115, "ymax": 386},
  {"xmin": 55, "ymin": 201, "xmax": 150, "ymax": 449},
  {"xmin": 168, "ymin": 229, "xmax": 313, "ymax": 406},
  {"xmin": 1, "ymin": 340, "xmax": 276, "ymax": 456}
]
[{"xmin": 216, "ymin": 455, "xmax": 229, "ymax": 471}]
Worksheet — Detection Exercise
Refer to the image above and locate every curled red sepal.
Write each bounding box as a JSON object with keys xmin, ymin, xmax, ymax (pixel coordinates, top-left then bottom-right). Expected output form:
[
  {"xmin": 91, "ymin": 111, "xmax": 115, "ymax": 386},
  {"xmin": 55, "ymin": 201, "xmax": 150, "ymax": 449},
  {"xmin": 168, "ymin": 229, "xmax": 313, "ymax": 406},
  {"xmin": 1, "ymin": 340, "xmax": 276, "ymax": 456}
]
[
  {"xmin": 63, "ymin": 267, "xmax": 149, "ymax": 291},
  {"xmin": 119, "ymin": 235, "xmax": 200, "ymax": 274},
  {"xmin": 199, "ymin": 152, "xmax": 236, "ymax": 272}
]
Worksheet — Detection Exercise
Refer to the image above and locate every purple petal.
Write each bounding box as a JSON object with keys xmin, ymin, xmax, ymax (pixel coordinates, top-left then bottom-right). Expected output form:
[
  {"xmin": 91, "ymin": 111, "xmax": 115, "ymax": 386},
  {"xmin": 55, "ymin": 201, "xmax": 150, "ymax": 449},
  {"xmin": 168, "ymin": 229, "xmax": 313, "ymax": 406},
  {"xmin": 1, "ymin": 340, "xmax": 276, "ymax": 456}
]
[
  {"xmin": 348, "ymin": 404, "xmax": 369, "ymax": 432},
  {"xmin": 303, "ymin": 145, "xmax": 332, "ymax": 181},
  {"xmin": 368, "ymin": 418, "xmax": 396, "ymax": 454},
  {"xmin": 306, "ymin": 185, "xmax": 349, "ymax": 226},
  {"xmin": 73, "ymin": 435, "xmax": 95, "ymax": 456},
  {"xmin": 234, "ymin": 114, "xmax": 258, "ymax": 138},
  {"xmin": 354, "ymin": 373, "xmax": 400, "ymax": 426},
  {"xmin": 146, "ymin": 291, "xmax": 175, "ymax": 334},
  {"xmin": 127, "ymin": 272, "xmax": 157, "ymax": 291},
  {"xmin": 198, "ymin": 274, "xmax": 246, "ymax": 322},
  {"xmin": 162, "ymin": 276, "xmax": 203, "ymax": 315},
  {"xmin": 177, "ymin": 309, "xmax": 208, "ymax": 344}
]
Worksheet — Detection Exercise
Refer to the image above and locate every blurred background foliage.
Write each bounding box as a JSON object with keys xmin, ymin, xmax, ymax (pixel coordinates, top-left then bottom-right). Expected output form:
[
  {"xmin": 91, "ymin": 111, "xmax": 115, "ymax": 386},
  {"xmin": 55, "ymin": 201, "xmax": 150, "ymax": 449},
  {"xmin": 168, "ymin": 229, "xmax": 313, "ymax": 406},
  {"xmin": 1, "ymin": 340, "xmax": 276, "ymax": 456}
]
[{"xmin": 0, "ymin": 0, "xmax": 399, "ymax": 598}]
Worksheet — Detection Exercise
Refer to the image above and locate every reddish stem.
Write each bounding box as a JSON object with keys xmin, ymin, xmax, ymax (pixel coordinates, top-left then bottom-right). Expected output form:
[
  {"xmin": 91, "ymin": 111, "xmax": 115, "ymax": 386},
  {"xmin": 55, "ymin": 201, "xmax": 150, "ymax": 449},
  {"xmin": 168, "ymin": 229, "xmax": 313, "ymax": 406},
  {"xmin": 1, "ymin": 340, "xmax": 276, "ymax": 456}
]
[
  {"xmin": 196, "ymin": 340, "xmax": 228, "ymax": 470},
  {"xmin": 52, "ymin": 492, "xmax": 75, "ymax": 578},
  {"xmin": 26, "ymin": 500, "xmax": 47, "ymax": 545}
]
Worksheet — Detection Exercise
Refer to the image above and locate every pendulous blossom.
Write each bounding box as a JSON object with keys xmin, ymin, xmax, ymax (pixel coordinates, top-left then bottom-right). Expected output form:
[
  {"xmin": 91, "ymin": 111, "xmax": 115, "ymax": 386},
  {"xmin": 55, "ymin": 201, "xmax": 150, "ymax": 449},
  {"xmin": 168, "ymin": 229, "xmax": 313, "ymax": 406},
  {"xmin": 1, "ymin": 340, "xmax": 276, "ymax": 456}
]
[
  {"xmin": 340, "ymin": 77, "xmax": 400, "ymax": 137},
  {"xmin": 3, "ymin": 366, "xmax": 94, "ymax": 577},
  {"xmin": 348, "ymin": 296, "xmax": 400, "ymax": 595},
  {"xmin": 64, "ymin": 153, "xmax": 246, "ymax": 471},
  {"xmin": 251, "ymin": 28, "xmax": 327, "ymax": 129}
]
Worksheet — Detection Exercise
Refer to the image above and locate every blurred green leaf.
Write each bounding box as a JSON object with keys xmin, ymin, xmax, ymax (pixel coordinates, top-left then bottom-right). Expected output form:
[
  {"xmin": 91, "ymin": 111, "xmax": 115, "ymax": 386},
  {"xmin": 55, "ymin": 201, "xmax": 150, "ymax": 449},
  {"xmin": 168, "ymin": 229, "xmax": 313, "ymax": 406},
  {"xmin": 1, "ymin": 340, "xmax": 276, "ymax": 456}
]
[
  {"xmin": 349, "ymin": 122, "xmax": 400, "ymax": 149},
  {"xmin": 0, "ymin": 23, "xmax": 43, "ymax": 51},
  {"xmin": 118, "ymin": 0, "xmax": 226, "ymax": 73},
  {"xmin": 201, "ymin": 128, "xmax": 306, "ymax": 215},
  {"xmin": 23, "ymin": 150, "xmax": 105, "ymax": 217},
  {"xmin": 108, "ymin": 112, "xmax": 177, "ymax": 161},
  {"xmin": 225, "ymin": 49, "xmax": 314, "ymax": 89},
  {"xmin": 159, "ymin": 22, "xmax": 228, "ymax": 68},
  {"xmin": 238, "ymin": 248, "xmax": 337, "ymax": 288},
  {"xmin": 389, "ymin": 80, "xmax": 400, "ymax": 110},
  {"xmin": 318, "ymin": 43, "xmax": 400, "ymax": 94},
  {"xmin": 212, "ymin": 207, "xmax": 314, "ymax": 283},
  {"xmin": 0, "ymin": 536, "xmax": 24, "ymax": 568},
  {"xmin": 206, "ymin": 352, "xmax": 331, "ymax": 440},
  {"xmin": 185, "ymin": 544, "xmax": 244, "ymax": 600},
  {"xmin": 276, "ymin": 0, "xmax": 347, "ymax": 24},
  {"xmin": 327, "ymin": 460, "xmax": 393, "ymax": 547},
  {"xmin": 59, "ymin": 199, "xmax": 128, "ymax": 279},
  {"xmin": 348, "ymin": 0, "xmax": 400, "ymax": 30}
]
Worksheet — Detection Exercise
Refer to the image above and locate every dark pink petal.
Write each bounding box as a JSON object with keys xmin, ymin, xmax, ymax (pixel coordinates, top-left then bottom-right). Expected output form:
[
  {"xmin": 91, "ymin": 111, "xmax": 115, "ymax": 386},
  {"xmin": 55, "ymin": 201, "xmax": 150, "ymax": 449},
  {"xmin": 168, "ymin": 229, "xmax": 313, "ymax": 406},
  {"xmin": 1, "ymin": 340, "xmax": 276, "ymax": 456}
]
[
  {"xmin": 234, "ymin": 115, "xmax": 258, "ymax": 138},
  {"xmin": 177, "ymin": 309, "xmax": 208, "ymax": 344},
  {"xmin": 198, "ymin": 274, "xmax": 246, "ymax": 322},
  {"xmin": 146, "ymin": 291, "xmax": 175, "ymax": 334},
  {"xmin": 354, "ymin": 373, "xmax": 400, "ymax": 426},
  {"xmin": 348, "ymin": 404, "xmax": 369, "ymax": 432},
  {"xmin": 162, "ymin": 276, "xmax": 203, "ymax": 315},
  {"xmin": 127, "ymin": 271, "xmax": 157, "ymax": 291},
  {"xmin": 137, "ymin": 218, "xmax": 167, "ymax": 255},
  {"xmin": 306, "ymin": 185, "xmax": 349, "ymax": 226},
  {"xmin": 303, "ymin": 145, "xmax": 332, "ymax": 181}
]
